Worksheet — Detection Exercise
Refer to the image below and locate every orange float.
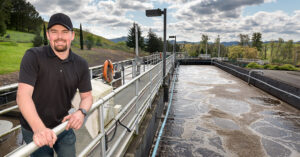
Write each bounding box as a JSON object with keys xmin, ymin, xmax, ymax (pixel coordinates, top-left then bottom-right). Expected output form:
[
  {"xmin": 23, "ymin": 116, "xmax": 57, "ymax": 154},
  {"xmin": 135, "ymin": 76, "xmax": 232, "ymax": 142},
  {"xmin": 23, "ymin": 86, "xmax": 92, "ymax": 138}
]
[{"xmin": 103, "ymin": 60, "xmax": 114, "ymax": 83}]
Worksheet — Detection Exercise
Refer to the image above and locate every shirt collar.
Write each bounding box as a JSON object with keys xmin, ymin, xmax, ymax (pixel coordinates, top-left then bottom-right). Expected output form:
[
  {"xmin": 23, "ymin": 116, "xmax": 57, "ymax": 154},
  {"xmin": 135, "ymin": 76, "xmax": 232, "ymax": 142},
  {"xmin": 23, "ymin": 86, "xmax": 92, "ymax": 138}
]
[{"xmin": 47, "ymin": 45, "xmax": 74, "ymax": 62}]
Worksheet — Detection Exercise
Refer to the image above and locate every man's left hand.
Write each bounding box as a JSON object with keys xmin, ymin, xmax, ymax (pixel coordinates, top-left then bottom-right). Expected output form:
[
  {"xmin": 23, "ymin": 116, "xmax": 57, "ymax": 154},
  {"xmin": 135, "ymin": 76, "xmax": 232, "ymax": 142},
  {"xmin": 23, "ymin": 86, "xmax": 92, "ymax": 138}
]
[{"xmin": 62, "ymin": 110, "xmax": 85, "ymax": 130}]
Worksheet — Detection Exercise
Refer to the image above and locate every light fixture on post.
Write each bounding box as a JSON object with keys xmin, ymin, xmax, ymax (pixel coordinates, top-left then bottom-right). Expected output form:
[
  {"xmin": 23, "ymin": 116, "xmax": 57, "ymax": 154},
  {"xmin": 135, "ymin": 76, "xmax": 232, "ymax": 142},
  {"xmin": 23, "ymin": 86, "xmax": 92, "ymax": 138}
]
[
  {"xmin": 146, "ymin": 8, "xmax": 168, "ymax": 102},
  {"xmin": 169, "ymin": 35, "xmax": 176, "ymax": 67}
]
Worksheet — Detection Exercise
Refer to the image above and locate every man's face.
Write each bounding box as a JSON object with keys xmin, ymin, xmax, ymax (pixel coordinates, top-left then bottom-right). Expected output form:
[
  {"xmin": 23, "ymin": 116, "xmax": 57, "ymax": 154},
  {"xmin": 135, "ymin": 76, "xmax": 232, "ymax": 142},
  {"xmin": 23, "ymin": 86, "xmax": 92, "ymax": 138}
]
[{"xmin": 47, "ymin": 25, "xmax": 75, "ymax": 53}]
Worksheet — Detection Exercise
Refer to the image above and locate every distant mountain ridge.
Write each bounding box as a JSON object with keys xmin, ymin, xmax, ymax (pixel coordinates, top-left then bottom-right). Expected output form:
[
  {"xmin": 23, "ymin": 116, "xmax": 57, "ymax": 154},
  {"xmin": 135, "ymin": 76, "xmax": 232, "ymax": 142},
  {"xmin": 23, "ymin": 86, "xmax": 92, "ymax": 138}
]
[
  {"xmin": 109, "ymin": 37, "xmax": 300, "ymax": 46},
  {"xmin": 109, "ymin": 36, "xmax": 127, "ymax": 43}
]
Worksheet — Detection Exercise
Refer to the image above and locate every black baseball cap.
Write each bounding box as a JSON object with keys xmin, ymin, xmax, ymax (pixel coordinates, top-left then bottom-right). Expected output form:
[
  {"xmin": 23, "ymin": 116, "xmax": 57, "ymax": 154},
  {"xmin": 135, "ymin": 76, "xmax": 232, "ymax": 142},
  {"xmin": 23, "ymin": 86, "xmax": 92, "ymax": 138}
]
[{"xmin": 47, "ymin": 13, "xmax": 73, "ymax": 31}]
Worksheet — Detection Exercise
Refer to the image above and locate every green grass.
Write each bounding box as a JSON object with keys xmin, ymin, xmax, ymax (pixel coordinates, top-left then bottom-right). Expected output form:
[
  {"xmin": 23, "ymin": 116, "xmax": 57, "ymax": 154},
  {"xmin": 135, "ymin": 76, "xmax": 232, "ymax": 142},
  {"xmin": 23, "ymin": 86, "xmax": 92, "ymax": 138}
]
[
  {"xmin": 0, "ymin": 42, "xmax": 33, "ymax": 74},
  {"xmin": 246, "ymin": 62, "xmax": 300, "ymax": 71},
  {"xmin": 0, "ymin": 30, "xmax": 35, "ymax": 43}
]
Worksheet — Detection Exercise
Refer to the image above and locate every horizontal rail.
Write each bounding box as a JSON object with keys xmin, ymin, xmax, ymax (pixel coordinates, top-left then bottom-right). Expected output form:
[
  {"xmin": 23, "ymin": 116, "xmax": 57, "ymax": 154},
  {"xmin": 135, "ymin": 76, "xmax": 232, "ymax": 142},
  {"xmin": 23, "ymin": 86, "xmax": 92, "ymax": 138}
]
[
  {"xmin": 0, "ymin": 105, "xmax": 18, "ymax": 115},
  {"xmin": 0, "ymin": 83, "xmax": 18, "ymax": 92},
  {"xmin": 5, "ymin": 54, "xmax": 174, "ymax": 157},
  {"xmin": 212, "ymin": 61, "xmax": 300, "ymax": 100},
  {"xmin": 0, "ymin": 125, "xmax": 21, "ymax": 138}
]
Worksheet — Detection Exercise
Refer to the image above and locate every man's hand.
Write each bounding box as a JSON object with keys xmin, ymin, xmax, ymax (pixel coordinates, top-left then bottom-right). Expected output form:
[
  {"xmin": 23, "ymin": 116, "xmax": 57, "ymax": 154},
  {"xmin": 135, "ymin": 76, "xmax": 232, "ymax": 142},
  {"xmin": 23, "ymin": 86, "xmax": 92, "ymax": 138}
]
[
  {"xmin": 62, "ymin": 110, "xmax": 85, "ymax": 130},
  {"xmin": 33, "ymin": 127, "xmax": 57, "ymax": 148}
]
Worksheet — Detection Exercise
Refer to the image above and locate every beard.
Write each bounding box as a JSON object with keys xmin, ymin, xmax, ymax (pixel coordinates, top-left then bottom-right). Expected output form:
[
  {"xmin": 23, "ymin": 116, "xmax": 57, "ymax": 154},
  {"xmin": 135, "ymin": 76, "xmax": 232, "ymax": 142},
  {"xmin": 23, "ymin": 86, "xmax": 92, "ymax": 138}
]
[{"xmin": 54, "ymin": 39, "xmax": 68, "ymax": 52}]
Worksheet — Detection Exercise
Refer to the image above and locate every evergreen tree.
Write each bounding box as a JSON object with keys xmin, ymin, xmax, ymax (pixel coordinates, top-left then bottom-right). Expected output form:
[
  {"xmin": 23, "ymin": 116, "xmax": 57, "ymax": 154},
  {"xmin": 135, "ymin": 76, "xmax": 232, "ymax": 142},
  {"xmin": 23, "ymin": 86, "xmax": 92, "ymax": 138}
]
[
  {"xmin": 239, "ymin": 34, "xmax": 250, "ymax": 46},
  {"xmin": 96, "ymin": 38, "xmax": 102, "ymax": 46},
  {"xmin": 201, "ymin": 34, "xmax": 209, "ymax": 54},
  {"xmin": 80, "ymin": 23, "xmax": 83, "ymax": 50},
  {"xmin": 7, "ymin": 0, "xmax": 43, "ymax": 33},
  {"xmin": 86, "ymin": 35, "xmax": 94, "ymax": 50},
  {"xmin": 0, "ymin": 0, "xmax": 12, "ymax": 36},
  {"xmin": 0, "ymin": 15, "xmax": 6, "ymax": 36},
  {"xmin": 126, "ymin": 23, "xmax": 144, "ymax": 50},
  {"xmin": 32, "ymin": 29, "xmax": 43, "ymax": 47},
  {"xmin": 43, "ymin": 23, "xmax": 47, "ymax": 45},
  {"xmin": 146, "ymin": 29, "xmax": 162, "ymax": 53},
  {"xmin": 251, "ymin": 32, "xmax": 262, "ymax": 52}
]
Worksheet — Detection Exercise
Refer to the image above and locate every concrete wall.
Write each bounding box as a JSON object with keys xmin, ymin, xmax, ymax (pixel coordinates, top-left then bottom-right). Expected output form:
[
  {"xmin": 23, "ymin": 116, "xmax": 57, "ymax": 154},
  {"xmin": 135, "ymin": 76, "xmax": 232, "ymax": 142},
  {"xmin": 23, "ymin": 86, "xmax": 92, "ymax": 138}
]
[
  {"xmin": 124, "ymin": 87, "xmax": 165, "ymax": 157},
  {"xmin": 178, "ymin": 59, "xmax": 211, "ymax": 65},
  {"xmin": 213, "ymin": 60, "xmax": 300, "ymax": 109}
]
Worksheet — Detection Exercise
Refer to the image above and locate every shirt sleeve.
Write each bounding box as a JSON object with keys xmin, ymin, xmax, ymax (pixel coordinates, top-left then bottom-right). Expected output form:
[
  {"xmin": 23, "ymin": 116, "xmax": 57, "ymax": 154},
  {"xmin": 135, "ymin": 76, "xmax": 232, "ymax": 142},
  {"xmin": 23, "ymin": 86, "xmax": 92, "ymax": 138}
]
[
  {"xmin": 19, "ymin": 50, "xmax": 39, "ymax": 87},
  {"xmin": 78, "ymin": 60, "xmax": 92, "ymax": 93}
]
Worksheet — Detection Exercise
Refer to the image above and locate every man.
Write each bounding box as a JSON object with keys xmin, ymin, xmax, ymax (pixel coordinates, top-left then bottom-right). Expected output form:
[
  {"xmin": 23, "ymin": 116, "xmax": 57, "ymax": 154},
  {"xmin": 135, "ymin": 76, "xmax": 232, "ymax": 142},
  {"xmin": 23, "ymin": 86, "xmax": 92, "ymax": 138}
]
[{"xmin": 17, "ymin": 13, "xmax": 93, "ymax": 157}]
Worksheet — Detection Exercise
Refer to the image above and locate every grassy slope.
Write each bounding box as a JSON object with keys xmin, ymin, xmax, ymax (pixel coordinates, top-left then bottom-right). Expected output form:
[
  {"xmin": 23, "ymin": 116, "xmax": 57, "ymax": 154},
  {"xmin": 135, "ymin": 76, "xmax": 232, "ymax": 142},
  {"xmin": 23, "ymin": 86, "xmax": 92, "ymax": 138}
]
[
  {"xmin": 0, "ymin": 30, "xmax": 35, "ymax": 43},
  {"xmin": 0, "ymin": 42, "xmax": 32, "ymax": 74},
  {"xmin": 0, "ymin": 28, "xmax": 139, "ymax": 75}
]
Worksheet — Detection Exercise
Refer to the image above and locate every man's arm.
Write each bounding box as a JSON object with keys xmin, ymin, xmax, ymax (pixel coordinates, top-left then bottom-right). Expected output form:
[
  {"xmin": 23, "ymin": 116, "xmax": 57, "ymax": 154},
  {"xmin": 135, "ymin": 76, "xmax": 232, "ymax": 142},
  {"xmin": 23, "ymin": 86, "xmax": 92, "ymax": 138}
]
[
  {"xmin": 62, "ymin": 91, "xmax": 93, "ymax": 130},
  {"xmin": 17, "ymin": 83, "xmax": 57, "ymax": 147}
]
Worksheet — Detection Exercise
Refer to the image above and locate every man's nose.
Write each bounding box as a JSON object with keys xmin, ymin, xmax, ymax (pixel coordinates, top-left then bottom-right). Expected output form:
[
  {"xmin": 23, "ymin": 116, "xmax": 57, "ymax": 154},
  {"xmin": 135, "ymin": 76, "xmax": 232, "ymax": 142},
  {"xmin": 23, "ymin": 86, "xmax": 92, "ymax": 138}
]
[{"xmin": 57, "ymin": 32, "xmax": 63, "ymax": 38}]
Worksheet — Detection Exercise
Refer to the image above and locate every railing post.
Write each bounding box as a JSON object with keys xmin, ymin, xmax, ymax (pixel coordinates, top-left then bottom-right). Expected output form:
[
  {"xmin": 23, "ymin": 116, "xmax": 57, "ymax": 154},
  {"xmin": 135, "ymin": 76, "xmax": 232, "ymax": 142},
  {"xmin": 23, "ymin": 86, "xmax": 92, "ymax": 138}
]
[
  {"xmin": 90, "ymin": 69, "xmax": 93, "ymax": 80},
  {"xmin": 132, "ymin": 60, "xmax": 136, "ymax": 78},
  {"xmin": 99, "ymin": 105, "xmax": 106, "ymax": 157},
  {"xmin": 122, "ymin": 63, "xmax": 125, "ymax": 85},
  {"xmin": 135, "ymin": 78, "xmax": 139, "ymax": 134},
  {"xmin": 148, "ymin": 64, "xmax": 152, "ymax": 110}
]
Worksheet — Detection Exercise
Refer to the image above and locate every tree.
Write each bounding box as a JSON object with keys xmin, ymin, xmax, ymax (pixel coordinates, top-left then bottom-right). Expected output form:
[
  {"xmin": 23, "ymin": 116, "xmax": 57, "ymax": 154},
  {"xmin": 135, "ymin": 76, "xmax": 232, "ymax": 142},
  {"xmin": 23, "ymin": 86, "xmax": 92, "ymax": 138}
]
[
  {"xmin": 270, "ymin": 40, "xmax": 275, "ymax": 63},
  {"xmin": 214, "ymin": 35, "xmax": 221, "ymax": 57},
  {"xmin": 276, "ymin": 38, "xmax": 284, "ymax": 61},
  {"xmin": 7, "ymin": 0, "xmax": 43, "ymax": 33},
  {"xmin": 86, "ymin": 35, "xmax": 94, "ymax": 50},
  {"xmin": 251, "ymin": 32, "xmax": 262, "ymax": 52},
  {"xmin": 80, "ymin": 23, "xmax": 83, "ymax": 50},
  {"xmin": 228, "ymin": 46, "xmax": 244, "ymax": 59},
  {"xmin": 96, "ymin": 38, "xmax": 102, "ymax": 46},
  {"xmin": 43, "ymin": 23, "xmax": 47, "ymax": 45},
  {"xmin": 146, "ymin": 29, "xmax": 162, "ymax": 53},
  {"xmin": 262, "ymin": 44, "xmax": 268, "ymax": 60},
  {"xmin": 126, "ymin": 23, "xmax": 144, "ymax": 50},
  {"xmin": 293, "ymin": 46, "xmax": 300, "ymax": 66},
  {"xmin": 0, "ymin": 0, "xmax": 12, "ymax": 36},
  {"xmin": 201, "ymin": 34, "xmax": 208, "ymax": 54},
  {"xmin": 283, "ymin": 40, "xmax": 293, "ymax": 62},
  {"xmin": 32, "ymin": 30, "xmax": 43, "ymax": 47},
  {"xmin": 244, "ymin": 47, "xmax": 258, "ymax": 59},
  {"xmin": 239, "ymin": 34, "xmax": 250, "ymax": 46},
  {"xmin": 0, "ymin": 15, "xmax": 6, "ymax": 36}
]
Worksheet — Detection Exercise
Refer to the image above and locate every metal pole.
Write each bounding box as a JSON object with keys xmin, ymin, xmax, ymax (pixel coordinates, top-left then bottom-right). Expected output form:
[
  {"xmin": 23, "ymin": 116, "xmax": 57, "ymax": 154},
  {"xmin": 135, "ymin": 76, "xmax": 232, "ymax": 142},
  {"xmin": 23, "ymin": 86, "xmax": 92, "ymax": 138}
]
[
  {"xmin": 122, "ymin": 64, "xmax": 125, "ymax": 85},
  {"xmin": 90, "ymin": 69, "xmax": 93, "ymax": 80},
  {"xmin": 163, "ymin": 8, "xmax": 168, "ymax": 102},
  {"xmin": 174, "ymin": 36, "xmax": 176, "ymax": 67},
  {"xmin": 163, "ymin": 8, "xmax": 166, "ymax": 81},
  {"xmin": 135, "ymin": 23, "xmax": 140, "ymax": 76},
  {"xmin": 135, "ymin": 79, "xmax": 139, "ymax": 134},
  {"xmin": 99, "ymin": 106, "xmax": 106, "ymax": 157},
  {"xmin": 218, "ymin": 35, "xmax": 220, "ymax": 59}
]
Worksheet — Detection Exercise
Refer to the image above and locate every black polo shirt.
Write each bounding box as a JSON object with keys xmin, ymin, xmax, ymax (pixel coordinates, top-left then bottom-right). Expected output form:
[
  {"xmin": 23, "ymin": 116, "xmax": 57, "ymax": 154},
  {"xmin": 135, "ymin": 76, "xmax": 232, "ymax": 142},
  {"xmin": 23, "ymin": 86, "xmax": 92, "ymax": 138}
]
[{"xmin": 19, "ymin": 45, "xmax": 92, "ymax": 131}]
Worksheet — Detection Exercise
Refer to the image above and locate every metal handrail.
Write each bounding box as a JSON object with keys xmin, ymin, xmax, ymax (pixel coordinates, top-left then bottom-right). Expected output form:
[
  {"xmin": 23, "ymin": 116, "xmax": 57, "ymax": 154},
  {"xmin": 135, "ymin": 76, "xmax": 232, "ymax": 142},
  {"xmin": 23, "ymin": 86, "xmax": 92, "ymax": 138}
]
[
  {"xmin": 0, "ymin": 54, "xmax": 161, "ymax": 139},
  {"xmin": 5, "ymin": 54, "xmax": 174, "ymax": 157}
]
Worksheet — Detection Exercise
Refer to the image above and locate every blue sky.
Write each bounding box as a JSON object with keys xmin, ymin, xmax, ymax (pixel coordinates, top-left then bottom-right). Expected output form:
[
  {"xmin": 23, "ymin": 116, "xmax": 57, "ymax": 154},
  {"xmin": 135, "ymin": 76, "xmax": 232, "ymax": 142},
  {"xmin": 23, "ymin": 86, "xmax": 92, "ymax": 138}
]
[{"xmin": 29, "ymin": 0, "xmax": 300, "ymax": 42}]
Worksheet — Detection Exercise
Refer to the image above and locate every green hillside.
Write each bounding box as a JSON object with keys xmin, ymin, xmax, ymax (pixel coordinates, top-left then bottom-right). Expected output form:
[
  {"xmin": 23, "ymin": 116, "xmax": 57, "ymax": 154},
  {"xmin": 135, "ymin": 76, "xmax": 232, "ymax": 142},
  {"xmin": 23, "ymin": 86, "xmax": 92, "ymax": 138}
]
[
  {"xmin": 0, "ymin": 42, "xmax": 32, "ymax": 74},
  {"xmin": 0, "ymin": 28, "xmax": 135, "ymax": 75}
]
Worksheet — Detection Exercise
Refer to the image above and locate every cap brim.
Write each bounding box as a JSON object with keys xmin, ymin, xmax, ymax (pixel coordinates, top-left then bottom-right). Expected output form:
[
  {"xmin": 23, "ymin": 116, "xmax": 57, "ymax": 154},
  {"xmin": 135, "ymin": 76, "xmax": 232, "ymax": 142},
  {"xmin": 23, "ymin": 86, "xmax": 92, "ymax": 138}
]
[{"xmin": 47, "ymin": 22, "xmax": 72, "ymax": 31}]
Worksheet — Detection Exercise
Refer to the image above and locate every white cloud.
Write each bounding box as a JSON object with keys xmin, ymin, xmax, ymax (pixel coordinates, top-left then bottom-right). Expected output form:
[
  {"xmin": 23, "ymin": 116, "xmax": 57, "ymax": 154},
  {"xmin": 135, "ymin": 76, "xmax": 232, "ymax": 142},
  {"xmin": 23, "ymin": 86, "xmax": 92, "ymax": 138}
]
[{"xmin": 27, "ymin": 0, "xmax": 300, "ymax": 42}]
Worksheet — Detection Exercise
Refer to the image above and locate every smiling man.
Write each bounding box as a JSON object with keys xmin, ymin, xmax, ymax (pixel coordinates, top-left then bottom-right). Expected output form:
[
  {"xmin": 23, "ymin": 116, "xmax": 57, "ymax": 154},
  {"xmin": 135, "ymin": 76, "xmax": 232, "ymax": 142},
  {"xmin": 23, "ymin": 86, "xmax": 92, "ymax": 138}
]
[{"xmin": 17, "ymin": 13, "xmax": 93, "ymax": 157}]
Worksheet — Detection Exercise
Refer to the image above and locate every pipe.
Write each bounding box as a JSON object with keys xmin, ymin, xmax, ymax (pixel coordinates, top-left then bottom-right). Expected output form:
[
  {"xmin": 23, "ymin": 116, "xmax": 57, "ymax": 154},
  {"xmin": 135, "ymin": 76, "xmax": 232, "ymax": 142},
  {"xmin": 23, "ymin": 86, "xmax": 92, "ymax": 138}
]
[{"xmin": 151, "ymin": 64, "xmax": 178, "ymax": 157}]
